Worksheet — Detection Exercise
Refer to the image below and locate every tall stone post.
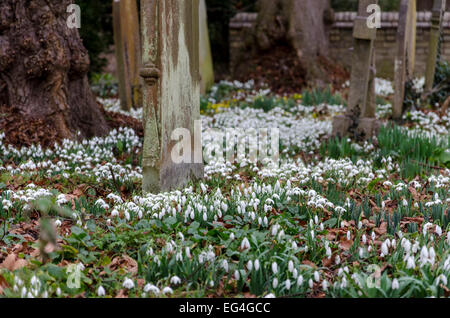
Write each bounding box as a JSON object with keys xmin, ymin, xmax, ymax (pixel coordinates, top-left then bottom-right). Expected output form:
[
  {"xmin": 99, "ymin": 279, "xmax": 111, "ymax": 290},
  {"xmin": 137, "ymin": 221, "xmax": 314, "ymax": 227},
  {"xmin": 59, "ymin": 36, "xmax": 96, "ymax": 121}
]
[
  {"xmin": 424, "ymin": 0, "xmax": 447, "ymax": 92},
  {"xmin": 199, "ymin": 0, "xmax": 215, "ymax": 94},
  {"xmin": 332, "ymin": 0, "xmax": 379, "ymax": 139},
  {"xmin": 393, "ymin": 0, "xmax": 417, "ymax": 119},
  {"xmin": 113, "ymin": 0, "xmax": 142, "ymax": 111},
  {"xmin": 140, "ymin": 0, "xmax": 204, "ymax": 194}
]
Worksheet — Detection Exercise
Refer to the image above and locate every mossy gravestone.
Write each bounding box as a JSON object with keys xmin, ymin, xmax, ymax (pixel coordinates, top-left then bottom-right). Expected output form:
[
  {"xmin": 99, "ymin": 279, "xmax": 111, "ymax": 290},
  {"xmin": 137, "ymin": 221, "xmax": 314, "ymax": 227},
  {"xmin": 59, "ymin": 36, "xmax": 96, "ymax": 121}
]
[
  {"xmin": 199, "ymin": 0, "xmax": 215, "ymax": 94},
  {"xmin": 425, "ymin": 0, "xmax": 447, "ymax": 92},
  {"xmin": 332, "ymin": 0, "xmax": 379, "ymax": 139},
  {"xmin": 113, "ymin": 0, "xmax": 142, "ymax": 111},
  {"xmin": 140, "ymin": 0, "xmax": 204, "ymax": 194},
  {"xmin": 393, "ymin": 0, "xmax": 416, "ymax": 120}
]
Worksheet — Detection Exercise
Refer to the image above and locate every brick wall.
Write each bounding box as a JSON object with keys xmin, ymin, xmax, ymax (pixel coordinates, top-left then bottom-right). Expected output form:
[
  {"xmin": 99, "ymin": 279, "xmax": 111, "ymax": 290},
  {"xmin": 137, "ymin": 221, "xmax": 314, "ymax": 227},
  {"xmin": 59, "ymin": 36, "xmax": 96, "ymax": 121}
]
[{"xmin": 230, "ymin": 12, "xmax": 450, "ymax": 79}]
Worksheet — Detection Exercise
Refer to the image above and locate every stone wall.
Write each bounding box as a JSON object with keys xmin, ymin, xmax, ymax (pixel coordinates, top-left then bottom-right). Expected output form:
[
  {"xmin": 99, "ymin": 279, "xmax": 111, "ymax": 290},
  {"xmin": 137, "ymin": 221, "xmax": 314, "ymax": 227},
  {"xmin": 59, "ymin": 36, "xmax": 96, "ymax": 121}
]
[{"xmin": 230, "ymin": 12, "xmax": 450, "ymax": 79}]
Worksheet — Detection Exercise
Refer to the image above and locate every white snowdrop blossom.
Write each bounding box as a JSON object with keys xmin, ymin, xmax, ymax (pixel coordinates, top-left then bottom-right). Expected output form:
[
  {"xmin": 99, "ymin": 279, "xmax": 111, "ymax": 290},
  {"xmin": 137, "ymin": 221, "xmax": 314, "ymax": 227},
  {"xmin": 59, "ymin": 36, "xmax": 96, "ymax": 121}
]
[{"xmin": 122, "ymin": 278, "xmax": 135, "ymax": 289}]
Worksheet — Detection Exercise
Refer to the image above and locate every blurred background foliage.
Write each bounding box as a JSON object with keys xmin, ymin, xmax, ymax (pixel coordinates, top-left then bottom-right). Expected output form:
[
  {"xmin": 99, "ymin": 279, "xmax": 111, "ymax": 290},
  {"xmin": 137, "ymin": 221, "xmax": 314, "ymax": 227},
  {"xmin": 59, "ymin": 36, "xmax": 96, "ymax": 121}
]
[
  {"xmin": 75, "ymin": 0, "xmax": 114, "ymax": 77},
  {"xmin": 75, "ymin": 0, "xmax": 444, "ymax": 78},
  {"xmin": 206, "ymin": 0, "xmax": 257, "ymax": 74}
]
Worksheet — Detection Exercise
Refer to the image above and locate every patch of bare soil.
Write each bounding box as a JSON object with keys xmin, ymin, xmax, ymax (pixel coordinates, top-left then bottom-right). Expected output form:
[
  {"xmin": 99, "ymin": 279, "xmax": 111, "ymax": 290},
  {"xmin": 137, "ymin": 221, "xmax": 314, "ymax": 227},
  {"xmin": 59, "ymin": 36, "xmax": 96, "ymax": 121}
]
[{"xmin": 231, "ymin": 45, "xmax": 350, "ymax": 95}]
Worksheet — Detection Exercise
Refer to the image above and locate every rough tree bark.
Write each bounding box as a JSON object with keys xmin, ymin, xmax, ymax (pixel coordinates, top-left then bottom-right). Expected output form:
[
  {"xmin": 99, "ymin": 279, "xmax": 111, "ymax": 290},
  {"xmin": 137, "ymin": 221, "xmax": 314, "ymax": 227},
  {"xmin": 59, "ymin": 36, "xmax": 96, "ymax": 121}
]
[
  {"xmin": 255, "ymin": 0, "xmax": 334, "ymax": 86},
  {"xmin": 0, "ymin": 0, "xmax": 109, "ymax": 140}
]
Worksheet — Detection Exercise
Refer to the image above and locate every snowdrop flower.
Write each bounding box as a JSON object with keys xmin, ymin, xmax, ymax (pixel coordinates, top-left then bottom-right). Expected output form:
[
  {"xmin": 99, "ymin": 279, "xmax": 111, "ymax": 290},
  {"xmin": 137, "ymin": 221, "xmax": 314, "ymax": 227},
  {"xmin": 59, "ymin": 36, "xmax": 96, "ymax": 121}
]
[
  {"xmin": 247, "ymin": 260, "xmax": 253, "ymax": 271},
  {"xmin": 435, "ymin": 225, "xmax": 442, "ymax": 237},
  {"xmin": 297, "ymin": 275, "xmax": 304, "ymax": 287},
  {"xmin": 240, "ymin": 237, "xmax": 250, "ymax": 250},
  {"xmin": 371, "ymin": 232, "xmax": 376, "ymax": 241},
  {"xmin": 308, "ymin": 279, "xmax": 314, "ymax": 289},
  {"xmin": 340, "ymin": 277, "xmax": 348, "ymax": 289},
  {"xmin": 285, "ymin": 279, "xmax": 291, "ymax": 291},
  {"xmin": 162, "ymin": 287, "xmax": 173, "ymax": 295},
  {"xmin": 97, "ymin": 286, "xmax": 106, "ymax": 297},
  {"xmin": 346, "ymin": 231, "xmax": 351, "ymax": 241},
  {"xmin": 234, "ymin": 270, "xmax": 240, "ymax": 281},
  {"xmin": 362, "ymin": 234, "xmax": 367, "ymax": 244},
  {"xmin": 230, "ymin": 233, "xmax": 235, "ymax": 241},
  {"xmin": 314, "ymin": 271, "xmax": 320, "ymax": 282},
  {"xmin": 254, "ymin": 259, "xmax": 260, "ymax": 271},
  {"xmin": 429, "ymin": 247, "xmax": 436, "ymax": 263},
  {"xmin": 423, "ymin": 223, "xmax": 433, "ymax": 236},
  {"xmin": 288, "ymin": 260, "xmax": 294, "ymax": 272},
  {"xmin": 381, "ymin": 242, "xmax": 389, "ymax": 256},
  {"xmin": 322, "ymin": 280, "xmax": 328, "ymax": 290},
  {"xmin": 222, "ymin": 260, "xmax": 229, "ymax": 273},
  {"xmin": 402, "ymin": 239, "xmax": 411, "ymax": 253},
  {"xmin": 335, "ymin": 255, "xmax": 341, "ymax": 265},
  {"xmin": 420, "ymin": 246, "xmax": 429, "ymax": 266},
  {"xmin": 272, "ymin": 262, "xmax": 278, "ymax": 274},
  {"xmin": 265, "ymin": 293, "xmax": 276, "ymax": 298},
  {"xmin": 144, "ymin": 284, "xmax": 160, "ymax": 294},
  {"xmin": 122, "ymin": 278, "xmax": 135, "ymax": 289},
  {"xmin": 170, "ymin": 276, "xmax": 181, "ymax": 285},
  {"xmin": 392, "ymin": 278, "xmax": 400, "ymax": 290},
  {"xmin": 406, "ymin": 256, "xmax": 415, "ymax": 269},
  {"xmin": 272, "ymin": 278, "xmax": 278, "ymax": 289},
  {"xmin": 412, "ymin": 241, "xmax": 420, "ymax": 254},
  {"xmin": 55, "ymin": 219, "xmax": 62, "ymax": 227},
  {"xmin": 436, "ymin": 274, "xmax": 448, "ymax": 286}
]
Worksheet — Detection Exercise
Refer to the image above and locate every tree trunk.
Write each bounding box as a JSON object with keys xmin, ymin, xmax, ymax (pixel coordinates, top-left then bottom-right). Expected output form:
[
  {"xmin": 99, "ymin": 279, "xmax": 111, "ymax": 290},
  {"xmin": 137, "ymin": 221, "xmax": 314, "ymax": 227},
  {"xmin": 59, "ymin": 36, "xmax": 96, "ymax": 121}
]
[
  {"xmin": 255, "ymin": 0, "xmax": 334, "ymax": 86},
  {"xmin": 0, "ymin": 0, "xmax": 109, "ymax": 141}
]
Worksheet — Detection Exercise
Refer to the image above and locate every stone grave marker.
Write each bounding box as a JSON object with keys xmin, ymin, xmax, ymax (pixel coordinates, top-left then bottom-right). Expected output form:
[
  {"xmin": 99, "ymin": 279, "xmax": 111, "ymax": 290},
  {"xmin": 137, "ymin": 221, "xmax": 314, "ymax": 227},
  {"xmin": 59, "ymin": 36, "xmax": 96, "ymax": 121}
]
[
  {"xmin": 140, "ymin": 0, "xmax": 204, "ymax": 194},
  {"xmin": 332, "ymin": 0, "xmax": 379, "ymax": 139},
  {"xmin": 393, "ymin": 0, "xmax": 417, "ymax": 119},
  {"xmin": 425, "ymin": 0, "xmax": 447, "ymax": 92},
  {"xmin": 113, "ymin": 0, "xmax": 142, "ymax": 111},
  {"xmin": 199, "ymin": 0, "xmax": 215, "ymax": 94}
]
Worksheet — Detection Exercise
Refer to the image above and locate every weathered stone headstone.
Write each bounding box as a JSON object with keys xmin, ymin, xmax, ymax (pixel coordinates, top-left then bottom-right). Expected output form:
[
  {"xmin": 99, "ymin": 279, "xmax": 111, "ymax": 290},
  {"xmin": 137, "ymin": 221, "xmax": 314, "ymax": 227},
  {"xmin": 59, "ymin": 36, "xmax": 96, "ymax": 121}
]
[
  {"xmin": 332, "ymin": 0, "xmax": 380, "ymax": 139},
  {"xmin": 113, "ymin": 0, "xmax": 142, "ymax": 111},
  {"xmin": 393, "ymin": 0, "xmax": 417, "ymax": 119},
  {"xmin": 199, "ymin": 0, "xmax": 215, "ymax": 94},
  {"xmin": 425, "ymin": 0, "xmax": 447, "ymax": 92},
  {"xmin": 140, "ymin": 0, "xmax": 204, "ymax": 194}
]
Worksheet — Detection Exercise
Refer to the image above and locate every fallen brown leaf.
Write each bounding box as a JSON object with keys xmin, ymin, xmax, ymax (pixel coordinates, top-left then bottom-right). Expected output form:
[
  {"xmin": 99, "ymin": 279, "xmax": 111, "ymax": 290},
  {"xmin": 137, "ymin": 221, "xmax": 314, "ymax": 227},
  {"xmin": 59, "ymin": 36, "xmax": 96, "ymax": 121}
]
[
  {"xmin": 109, "ymin": 254, "xmax": 138, "ymax": 274},
  {"xmin": 302, "ymin": 260, "xmax": 317, "ymax": 269},
  {"xmin": 0, "ymin": 274, "xmax": 8, "ymax": 295},
  {"xmin": 0, "ymin": 254, "xmax": 28, "ymax": 271},
  {"xmin": 339, "ymin": 239, "xmax": 353, "ymax": 251}
]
